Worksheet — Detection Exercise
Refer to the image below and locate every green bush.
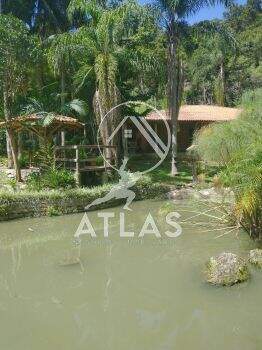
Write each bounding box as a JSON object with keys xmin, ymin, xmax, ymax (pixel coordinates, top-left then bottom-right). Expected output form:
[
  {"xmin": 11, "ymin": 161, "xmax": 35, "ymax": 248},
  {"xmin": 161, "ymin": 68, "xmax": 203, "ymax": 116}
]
[
  {"xmin": 26, "ymin": 169, "xmax": 76, "ymax": 191},
  {"xmin": 0, "ymin": 156, "xmax": 7, "ymax": 167},
  {"xmin": 194, "ymin": 89, "xmax": 262, "ymax": 239},
  {"xmin": 18, "ymin": 154, "xmax": 30, "ymax": 168},
  {"xmin": 0, "ymin": 130, "xmax": 6, "ymax": 156},
  {"xmin": 46, "ymin": 205, "xmax": 62, "ymax": 217},
  {"xmin": 0, "ymin": 176, "xmax": 169, "ymax": 221}
]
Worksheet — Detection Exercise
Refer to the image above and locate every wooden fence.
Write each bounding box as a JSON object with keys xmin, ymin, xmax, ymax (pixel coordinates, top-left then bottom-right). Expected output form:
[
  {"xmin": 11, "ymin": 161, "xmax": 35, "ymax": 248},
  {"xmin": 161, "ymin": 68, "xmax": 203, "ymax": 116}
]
[{"xmin": 54, "ymin": 145, "xmax": 116, "ymax": 185}]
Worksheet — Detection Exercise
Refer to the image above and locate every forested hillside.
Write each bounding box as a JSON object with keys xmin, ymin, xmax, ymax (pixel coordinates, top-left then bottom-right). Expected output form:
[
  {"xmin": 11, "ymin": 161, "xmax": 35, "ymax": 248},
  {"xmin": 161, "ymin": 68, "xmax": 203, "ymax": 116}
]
[{"xmin": 0, "ymin": 0, "xmax": 261, "ymax": 154}]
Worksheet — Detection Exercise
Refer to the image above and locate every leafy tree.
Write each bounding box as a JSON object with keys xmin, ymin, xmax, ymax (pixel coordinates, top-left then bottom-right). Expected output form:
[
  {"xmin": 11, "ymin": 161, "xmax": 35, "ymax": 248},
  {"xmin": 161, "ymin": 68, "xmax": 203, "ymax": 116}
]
[
  {"xmin": 0, "ymin": 15, "xmax": 33, "ymax": 181},
  {"xmin": 1, "ymin": 0, "xmax": 71, "ymax": 34},
  {"xmin": 154, "ymin": 0, "xmax": 233, "ymax": 175},
  {"xmin": 46, "ymin": 31, "xmax": 83, "ymax": 145},
  {"xmin": 187, "ymin": 20, "xmax": 236, "ymax": 105},
  {"xmin": 68, "ymin": 3, "xmax": 121, "ymax": 160}
]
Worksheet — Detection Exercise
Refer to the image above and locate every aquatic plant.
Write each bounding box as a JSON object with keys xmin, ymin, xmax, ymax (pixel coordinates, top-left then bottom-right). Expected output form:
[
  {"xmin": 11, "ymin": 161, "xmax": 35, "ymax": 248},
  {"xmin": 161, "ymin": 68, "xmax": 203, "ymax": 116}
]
[{"xmin": 194, "ymin": 89, "xmax": 262, "ymax": 239}]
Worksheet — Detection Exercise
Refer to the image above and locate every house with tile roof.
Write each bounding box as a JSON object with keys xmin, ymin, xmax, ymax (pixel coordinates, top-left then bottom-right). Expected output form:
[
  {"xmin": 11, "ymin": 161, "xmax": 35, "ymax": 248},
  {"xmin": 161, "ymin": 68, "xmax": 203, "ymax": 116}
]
[{"xmin": 134, "ymin": 105, "xmax": 242, "ymax": 152}]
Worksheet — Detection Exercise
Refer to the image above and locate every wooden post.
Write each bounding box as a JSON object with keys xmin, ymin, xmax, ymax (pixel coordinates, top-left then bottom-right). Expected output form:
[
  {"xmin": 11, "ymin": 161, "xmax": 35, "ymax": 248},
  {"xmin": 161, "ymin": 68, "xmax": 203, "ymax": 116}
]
[
  {"xmin": 75, "ymin": 146, "xmax": 81, "ymax": 186},
  {"xmin": 102, "ymin": 147, "xmax": 109, "ymax": 184}
]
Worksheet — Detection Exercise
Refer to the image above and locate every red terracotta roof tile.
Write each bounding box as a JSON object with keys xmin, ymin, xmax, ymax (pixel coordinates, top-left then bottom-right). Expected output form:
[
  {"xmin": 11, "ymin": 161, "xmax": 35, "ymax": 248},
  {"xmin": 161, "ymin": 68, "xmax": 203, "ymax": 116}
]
[{"xmin": 146, "ymin": 105, "xmax": 242, "ymax": 122}]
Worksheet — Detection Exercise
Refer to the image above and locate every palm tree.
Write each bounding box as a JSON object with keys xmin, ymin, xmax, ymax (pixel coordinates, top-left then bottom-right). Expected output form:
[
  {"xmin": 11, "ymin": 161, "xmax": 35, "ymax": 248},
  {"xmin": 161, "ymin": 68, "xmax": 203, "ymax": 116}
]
[
  {"xmin": 155, "ymin": 0, "xmax": 233, "ymax": 175},
  {"xmin": 194, "ymin": 20, "xmax": 237, "ymax": 105},
  {"xmin": 47, "ymin": 31, "xmax": 82, "ymax": 145},
  {"xmin": 68, "ymin": 0, "xmax": 124, "ymax": 160},
  {"xmin": 0, "ymin": 15, "xmax": 33, "ymax": 181}
]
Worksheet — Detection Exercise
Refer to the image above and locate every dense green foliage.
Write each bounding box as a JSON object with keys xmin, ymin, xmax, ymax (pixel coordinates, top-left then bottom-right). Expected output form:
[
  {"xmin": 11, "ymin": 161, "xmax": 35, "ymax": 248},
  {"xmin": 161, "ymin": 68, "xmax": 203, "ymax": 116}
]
[
  {"xmin": 194, "ymin": 89, "xmax": 262, "ymax": 238},
  {"xmin": 26, "ymin": 168, "xmax": 76, "ymax": 191},
  {"xmin": 0, "ymin": 0, "xmax": 260, "ymax": 124},
  {"xmin": 186, "ymin": 1, "xmax": 262, "ymax": 105},
  {"xmin": 0, "ymin": 176, "xmax": 169, "ymax": 220},
  {"xmin": 0, "ymin": 1, "xmax": 261, "ymax": 216}
]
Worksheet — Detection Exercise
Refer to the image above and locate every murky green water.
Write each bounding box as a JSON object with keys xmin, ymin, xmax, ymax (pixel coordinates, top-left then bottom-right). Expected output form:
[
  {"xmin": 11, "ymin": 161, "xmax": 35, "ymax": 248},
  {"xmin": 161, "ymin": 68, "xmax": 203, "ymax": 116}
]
[{"xmin": 0, "ymin": 199, "xmax": 261, "ymax": 350}]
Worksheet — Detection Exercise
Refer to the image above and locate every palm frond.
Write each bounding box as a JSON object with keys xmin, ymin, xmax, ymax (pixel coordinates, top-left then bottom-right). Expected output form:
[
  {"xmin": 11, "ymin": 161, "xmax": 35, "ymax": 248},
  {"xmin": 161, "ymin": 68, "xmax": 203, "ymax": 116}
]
[
  {"xmin": 41, "ymin": 113, "xmax": 56, "ymax": 127},
  {"xmin": 66, "ymin": 99, "xmax": 89, "ymax": 117},
  {"xmin": 21, "ymin": 98, "xmax": 45, "ymax": 115}
]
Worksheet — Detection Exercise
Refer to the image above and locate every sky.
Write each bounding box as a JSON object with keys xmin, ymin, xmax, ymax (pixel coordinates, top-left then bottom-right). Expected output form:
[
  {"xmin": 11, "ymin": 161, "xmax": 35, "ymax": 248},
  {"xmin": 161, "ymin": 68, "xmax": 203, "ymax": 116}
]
[
  {"xmin": 187, "ymin": 0, "xmax": 247, "ymax": 24},
  {"xmin": 140, "ymin": 0, "xmax": 247, "ymax": 24}
]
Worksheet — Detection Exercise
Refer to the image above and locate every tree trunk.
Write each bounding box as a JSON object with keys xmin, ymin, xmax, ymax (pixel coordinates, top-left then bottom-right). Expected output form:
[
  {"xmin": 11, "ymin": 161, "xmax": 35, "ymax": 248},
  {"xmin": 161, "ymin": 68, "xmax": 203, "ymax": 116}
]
[
  {"xmin": 7, "ymin": 128, "xmax": 22, "ymax": 182},
  {"xmin": 3, "ymin": 85, "xmax": 14, "ymax": 168},
  {"xmin": 60, "ymin": 65, "xmax": 66, "ymax": 146},
  {"xmin": 93, "ymin": 90, "xmax": 113, "ymax": 162},
  {"xmin": 93, "ymin": 88, "xmax": 121, "ymax": 167},
  {"xmin": 203, "ymin": 86, "xmax": 207, "ymax": 104},
  {"xmin": 220, "ymin": 59, "xmax": 226, "ymax": 106},
  {"xmin": 6, "ymin": 131, "xmax": 14, "ymax": 168},
  {"xmin": 168, "ymin": 19, "xmax": 180, "ymax": 176},
  {"xmin": 3, "ymin": 90, "xmax": 21, "ymax": 181},
  {"xmin": 18, "ymin": 133, "xmax": 23, "ymax": 161}
]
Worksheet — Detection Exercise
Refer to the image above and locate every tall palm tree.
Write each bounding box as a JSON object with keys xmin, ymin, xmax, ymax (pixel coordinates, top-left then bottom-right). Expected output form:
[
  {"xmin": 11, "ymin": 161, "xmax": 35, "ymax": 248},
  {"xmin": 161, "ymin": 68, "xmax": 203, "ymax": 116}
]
[
  {"xmin": 156, "ymin": 0, "xmax": 233, "ymax": 175},
  {"xmin": 47, "ymin": 31, "xmax": 82, "ymax": 145},
  {"xmin": 69, "ymin": 0, "xmax": 162, "ymax": 160},
  {"xmin": 68, "ymin": 0, "xmax": 124, "ymax": 160}
]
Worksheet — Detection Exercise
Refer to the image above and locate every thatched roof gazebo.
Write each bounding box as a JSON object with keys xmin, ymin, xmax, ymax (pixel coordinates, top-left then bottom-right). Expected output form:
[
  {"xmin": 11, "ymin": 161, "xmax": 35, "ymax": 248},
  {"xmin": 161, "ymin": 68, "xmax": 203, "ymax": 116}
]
[
  {"xmin": 0, "ymin": 113, "xmax": 84, "ymax": 182},
  {"xmin": 0, "ymin": 113, "xmax": 84, "ymax": 141}
]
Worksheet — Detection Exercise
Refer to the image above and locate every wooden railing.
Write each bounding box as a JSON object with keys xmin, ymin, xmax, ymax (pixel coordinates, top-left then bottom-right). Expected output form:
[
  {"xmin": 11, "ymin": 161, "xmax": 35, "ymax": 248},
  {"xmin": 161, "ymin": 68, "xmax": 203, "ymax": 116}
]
[{"xmin": 54, "ymin": 145, "xmax": 116, "ymax": 185}]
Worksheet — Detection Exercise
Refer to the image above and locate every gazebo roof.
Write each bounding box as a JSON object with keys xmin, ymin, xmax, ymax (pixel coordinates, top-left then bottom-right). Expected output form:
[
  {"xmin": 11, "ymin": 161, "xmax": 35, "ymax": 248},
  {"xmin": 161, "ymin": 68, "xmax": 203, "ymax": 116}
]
[{"xmin": 0, "ymin": 113, "xmax": 84, "ymax": 132}]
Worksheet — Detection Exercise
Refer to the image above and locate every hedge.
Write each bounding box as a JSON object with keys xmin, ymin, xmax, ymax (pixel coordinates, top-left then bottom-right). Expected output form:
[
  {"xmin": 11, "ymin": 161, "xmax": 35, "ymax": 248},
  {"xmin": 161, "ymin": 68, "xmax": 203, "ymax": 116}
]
[{"xmin": 0, "ymin": 177, "xmax": 170, "ymax": 221}]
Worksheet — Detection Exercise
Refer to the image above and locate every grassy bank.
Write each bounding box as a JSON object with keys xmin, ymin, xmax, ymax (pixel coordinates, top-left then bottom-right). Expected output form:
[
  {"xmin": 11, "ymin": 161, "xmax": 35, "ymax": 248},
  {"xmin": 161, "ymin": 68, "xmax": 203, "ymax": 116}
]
[
  {"xmin": 128, "ymin": 154, "xmax": 217, "ymax": 186},
  {"xmin": 0, "ymin": 177, "xmax": 170, "ymax": 221}
]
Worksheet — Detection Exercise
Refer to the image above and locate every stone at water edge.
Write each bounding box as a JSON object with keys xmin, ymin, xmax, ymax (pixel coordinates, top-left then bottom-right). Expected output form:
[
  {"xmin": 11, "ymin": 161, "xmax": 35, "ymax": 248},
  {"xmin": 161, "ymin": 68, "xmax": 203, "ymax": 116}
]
[
  {"xmin": 168, "ymin": 188, "xmax": 193, "ymax": 200},
  {"xmin": 205, "ymin": 252, "xmax": 250, "ymax": 286},
  {"xmin": 249, "ymin": 249, "xmax": 262, "ymax": 268}
]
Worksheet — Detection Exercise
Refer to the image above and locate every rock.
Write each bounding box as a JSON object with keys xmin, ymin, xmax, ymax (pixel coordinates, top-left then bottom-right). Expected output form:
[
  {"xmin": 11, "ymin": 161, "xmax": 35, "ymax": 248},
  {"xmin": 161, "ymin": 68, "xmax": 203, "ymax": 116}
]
[
  {"xmin": 205, "ymin": 252, "xmax": 250, "ymax": 286},
  {"xmin": 168, "ymin": 188, "xmax": 192, "ymax": 200},
  {"xmin": 199, "ymin": 187, "xmax": 220, "ymax": 199},
  {"xmin": 249, "ymin": 249, "xmax": 262, "ymax": 268},
  {"xmin": 199, "ymin": 188, "xmax": 213, "ymax": 198}
]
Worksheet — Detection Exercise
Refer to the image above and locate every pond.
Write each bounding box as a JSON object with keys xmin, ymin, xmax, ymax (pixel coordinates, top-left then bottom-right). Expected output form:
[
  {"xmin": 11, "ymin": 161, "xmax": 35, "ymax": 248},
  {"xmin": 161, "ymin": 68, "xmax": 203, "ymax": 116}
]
[{"xmin": 0, "ymin": 199, "xmax": 261, "ymax": 350}]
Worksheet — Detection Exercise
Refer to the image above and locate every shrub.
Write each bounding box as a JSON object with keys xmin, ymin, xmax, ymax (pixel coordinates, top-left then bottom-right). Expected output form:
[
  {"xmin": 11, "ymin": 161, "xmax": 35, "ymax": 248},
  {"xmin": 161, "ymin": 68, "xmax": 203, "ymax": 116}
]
[
  {"xmin": 0, "ymin": 130, "xmax": 6, "ymax": 156},
  {"xmin": 0, "ymin": 156, "xmax": 7, "ymax": 167},
  {"xmin": 0, "ymin": 177, "xmax": 169, "ymax": 221},
  {"xmin": 18, "ymin": 154, "xmax": 30, "ymax": 168},
  {"xmin": 46, "ymin": 206, "xmax": 62, "ymax": 217},
  {"xmin": 26, "ymin": 169, "xmax": 76, "ymax": 191},
  {"xmin": 194, "ymin": 89, "xmax": 262, "ymax": 239}
]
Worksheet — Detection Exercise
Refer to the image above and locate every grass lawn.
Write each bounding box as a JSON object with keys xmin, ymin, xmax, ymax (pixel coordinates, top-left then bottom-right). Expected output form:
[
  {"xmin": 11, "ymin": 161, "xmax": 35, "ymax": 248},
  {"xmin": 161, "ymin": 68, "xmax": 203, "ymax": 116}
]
[{"xmin": 128, "ymin": 154, "xmax": 218, "ymax": 187}]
